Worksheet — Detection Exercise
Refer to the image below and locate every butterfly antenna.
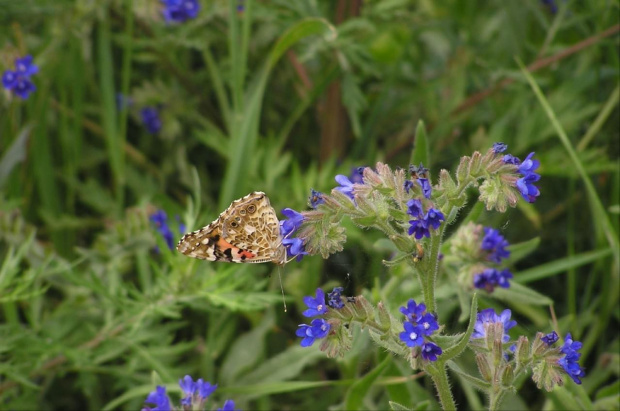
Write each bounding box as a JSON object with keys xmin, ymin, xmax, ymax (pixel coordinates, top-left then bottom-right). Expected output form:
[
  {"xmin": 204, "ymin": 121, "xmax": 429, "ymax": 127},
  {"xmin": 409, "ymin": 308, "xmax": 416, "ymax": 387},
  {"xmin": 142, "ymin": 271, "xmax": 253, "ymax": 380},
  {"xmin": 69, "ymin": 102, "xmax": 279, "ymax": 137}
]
[{"xmin": 277, "ymin": 265, "xmax": 287, "ymax": 312}]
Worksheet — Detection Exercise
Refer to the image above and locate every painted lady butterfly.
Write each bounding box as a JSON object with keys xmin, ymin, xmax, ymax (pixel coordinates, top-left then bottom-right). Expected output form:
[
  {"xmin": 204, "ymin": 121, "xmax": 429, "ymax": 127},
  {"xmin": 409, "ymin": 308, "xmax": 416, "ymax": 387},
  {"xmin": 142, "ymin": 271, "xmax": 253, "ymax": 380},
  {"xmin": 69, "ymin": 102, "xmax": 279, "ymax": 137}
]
[{"xmin": 176, "ymin": 192, "xmax": 287, "ymax": 265}]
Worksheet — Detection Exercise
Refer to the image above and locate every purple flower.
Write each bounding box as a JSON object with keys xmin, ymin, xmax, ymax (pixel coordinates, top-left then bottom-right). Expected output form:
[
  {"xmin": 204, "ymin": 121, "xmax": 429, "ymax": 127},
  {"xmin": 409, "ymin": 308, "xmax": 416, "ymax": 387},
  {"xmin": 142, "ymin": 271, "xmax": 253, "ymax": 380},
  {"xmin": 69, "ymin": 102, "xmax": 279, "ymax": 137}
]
[
  {"xmin": 302, "ymin": 288, "xmax": 328, "ymax": 317},
  {"xmin": 280, "ymin": 208, "xmax": 306, "ymax": 261},
  {"xmin": 296, "ymin": 319, "xmax": 330, "ymax": 347},
  {"xmin": 502, "ymin": 154, "xmax": 521, "ymax": 165},
  {"xmin": 516, "ymin": 172, "xmax": 541, "ymax": 203},
  {"xmin": 144, "ymin": 386, "xmax": 171, "ymax": 411},
  {"xmin": 481, "ymin": 227, "xmax": 510, "ymax": 263},
  {"xmin": 327, "ymin": 287, "xmax": 345, "ymax": 309},
  {"xmin": 2, "ymin": 70, "xmax": 17, "ymax": 89},
  {"xmin": 541, "ymin": 331, "xmax": 559, "ymax": 346},
  {"xmin": 10, "ymin": 76, "xmax": 36, "ymax": 99},
  {"xmin": 335, "ymin": 174, "xmax": 355, "ymax": 200},
  {"xmin": 408, "ymin": 219, "xmax": 430, "ymax": 239},
  {"xmin": 218, "ymin": 399, "xmax": 239, "ymax": 411},
  {"xmin": 282, "ymin": 237, "xmax": 307, "ymax": 261},
  {"xmin": 349, "ymin": 166, "xmax": 366, "ymax": 184},
  {"xmin": 161, "ymin": 0, "xmax": 200, "ymax": 23},
  {"xmin": 179, "ymin": 375, "xmax": 195, "ymax": 396},
  {"xmin": 14, "ymin": 55, "xmax": 38, "ymax": 76},
  {"xmin": 406, "ymin": 199, "xmax": 424, "ymax": 218},
  {"xmin": 471, "ymin": 308, "xmax": 517, "ymax": 343},
  {"xmin": 280, "ymin": 208, "xmax": 304, "ymax": 237},
  {"xmin": 150, "ymin": 210, "xmax": 175, "ymax": 250},
  {"xmin": 418, "ymin": 178, "xmax": 432, "ymax": 199},
  {"xmin": 420, "ymin": 342, "xmax": 443, "ymax": 361},
  {"xmin": 558, "ymin": 333, "xmax": 585, "ymax": 384},
  {"xmin": 400, "ymin": 321, "xmax": 425, "ymax": 347},
  {"xmin": 418, "ymin": 312, "xmax": 439, "ymax": 336},
  {"xmin": 404, "ymin": 180, "xmax": 414, "ymax": 194},
  {"xmin": 473, "ymin": 268, "xmax": 513, "ymax": 291},
  {"xmin": 141, "ymin": 107, "xmax": 162, "ymax": 134},
  {"xmin": 518, "ymin": 152, "xmax": 540, "ymax": 175},
  {"xmin": 493, "ymin": 142, "xmax": 508, "ymax": 154},
  {"xmin": 2, "ymin": 55, "xmax": 38, "ymax": 100},
  {"xmin": 409, "ymin": 163, "xmax": 429, "ymax": 178},
  {"xmin": 309, "ymin": 189, "xmax": 324, "ymax": 208},
  {"xmin": 399, "ymin": 299, "xmax": 427, "ymax": 321},
  {"xmin": 195, "ymin": 378, "xmax": 217, "ymax": 400},
  {"xmin": 424, "ymin": 208, "xmax": 444, "ymax": 230}
]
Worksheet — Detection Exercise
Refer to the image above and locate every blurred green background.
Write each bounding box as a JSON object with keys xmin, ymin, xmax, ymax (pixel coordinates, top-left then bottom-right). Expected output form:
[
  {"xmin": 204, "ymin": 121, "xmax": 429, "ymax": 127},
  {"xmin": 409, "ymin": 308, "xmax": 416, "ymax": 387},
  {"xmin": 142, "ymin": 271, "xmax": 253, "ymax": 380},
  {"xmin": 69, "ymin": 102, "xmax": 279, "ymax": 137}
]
[{"xmin": 1, "ymin": 0, "xmax": 618, "ymax": 409}]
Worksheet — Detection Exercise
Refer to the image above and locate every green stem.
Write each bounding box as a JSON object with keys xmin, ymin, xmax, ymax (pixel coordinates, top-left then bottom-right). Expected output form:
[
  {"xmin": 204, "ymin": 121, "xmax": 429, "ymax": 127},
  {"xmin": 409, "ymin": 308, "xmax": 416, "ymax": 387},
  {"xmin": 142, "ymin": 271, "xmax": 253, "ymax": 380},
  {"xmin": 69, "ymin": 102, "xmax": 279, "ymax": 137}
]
[
  {"xmin": 489, "ymin": 389, "xmax": 508, "ymax": 411},
  {"xmin": 426, "ymin": 364, "xmax": 456, "ymax": 411}
]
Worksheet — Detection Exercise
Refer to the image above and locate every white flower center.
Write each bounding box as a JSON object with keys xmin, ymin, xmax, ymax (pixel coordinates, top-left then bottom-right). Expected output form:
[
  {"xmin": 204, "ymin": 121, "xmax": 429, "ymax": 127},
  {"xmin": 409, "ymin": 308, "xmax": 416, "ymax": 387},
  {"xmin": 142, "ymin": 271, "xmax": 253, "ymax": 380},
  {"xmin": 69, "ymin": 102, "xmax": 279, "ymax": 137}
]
[{"xmin": 409, "ymin": 332, "xmax": 418, "ymax": 340}]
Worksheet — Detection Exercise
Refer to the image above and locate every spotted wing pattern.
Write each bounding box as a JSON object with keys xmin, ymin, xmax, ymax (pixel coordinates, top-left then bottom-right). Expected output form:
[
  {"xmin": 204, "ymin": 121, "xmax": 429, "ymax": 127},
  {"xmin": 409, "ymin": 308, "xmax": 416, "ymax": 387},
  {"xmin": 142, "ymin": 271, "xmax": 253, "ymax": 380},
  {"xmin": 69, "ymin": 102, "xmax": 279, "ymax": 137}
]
[{"xmin": 176, "ymin": 192, "xmax": 287, "ymax": 265}]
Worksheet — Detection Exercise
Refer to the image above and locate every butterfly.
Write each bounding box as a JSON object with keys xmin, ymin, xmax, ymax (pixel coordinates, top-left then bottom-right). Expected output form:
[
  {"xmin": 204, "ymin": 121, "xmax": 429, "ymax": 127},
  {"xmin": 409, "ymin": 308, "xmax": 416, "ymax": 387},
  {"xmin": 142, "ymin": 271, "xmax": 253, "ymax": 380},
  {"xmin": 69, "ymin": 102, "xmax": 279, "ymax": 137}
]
[{"xmin": 176, "ymin": 192, "xmax": 287, "ymax": 265}]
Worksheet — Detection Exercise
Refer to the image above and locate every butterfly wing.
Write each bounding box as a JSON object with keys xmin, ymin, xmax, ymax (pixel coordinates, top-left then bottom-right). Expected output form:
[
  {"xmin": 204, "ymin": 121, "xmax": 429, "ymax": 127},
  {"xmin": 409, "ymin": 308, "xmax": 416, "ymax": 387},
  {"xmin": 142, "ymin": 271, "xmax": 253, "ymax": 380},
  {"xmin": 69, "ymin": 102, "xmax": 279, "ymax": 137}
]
[{"xmin": 176, "ymin": 192, "xmax": 286, "ymax": 264}]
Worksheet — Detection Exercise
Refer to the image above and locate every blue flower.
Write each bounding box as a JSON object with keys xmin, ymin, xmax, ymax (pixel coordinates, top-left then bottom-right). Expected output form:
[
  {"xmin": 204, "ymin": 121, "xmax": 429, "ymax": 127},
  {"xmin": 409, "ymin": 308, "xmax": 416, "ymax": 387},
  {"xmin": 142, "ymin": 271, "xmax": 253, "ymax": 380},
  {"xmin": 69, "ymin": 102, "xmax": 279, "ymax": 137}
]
[
  {"xmin": 309, "ymin": 189, "xmax": 324, "ymax": 208},
  {"xmin": 406, "ymin": 199, "xmax": 424, "ymax": 218},
  {"xmin": 404, "ymin": 180, "xmax": 414, "ymax": 194},
  {"xmin": 282, "ymin": 237, "xmax": 307, "ymax": 261},
  {"xmin": 541, "ymin": 331, "xmax": 559, "ymax": 346},
  {"xmin": 417, "ymin": 312, "xmax": 439, "ymax": 336},
  {"xmin": 473, "ymin": 268, "xmax": 513, "ymax": 291},
  {"xmin": 558, "ymin": 333, "xmax": 585, "ymax": 384},
  {"xmin": 150, "ymin": 210, "xmax": 175, "ymax": 250},
  {"xmin": 144, "ymin": 385, "xmax": 171, "ymax": 411},
  {"xmin": 399, "ymin": 299, "xmax": 427, "ymax": 321},
  {"xmin": 409, "ymin": 163, "xmax": 429, "ymax": 179},
  {"xmin": 280, "ymin": 208, "xmax": 304, "ymax": 236},
  {"xmin": 493, "ymin": 142, "xmax": 508, "ymax": 154},
  {"xmin": 218, "ymin": 399, "xmax": 240, "ymax": 411},
  {"xmin": 516, "ymin": 172, "xmax": 541, "ymax": 203},
  {"xmin": 471, "ymin": 308, "xmax": 517, "ymax": 343},
  {"xmin": 161, "ymin": 0, "xmax": 200, "ymax": 23},
  {"xmin": 349, "ymin": 166, "xmax": 366, "ymax": 184},
  {"xmin": 502, "ymin": 154, "xmax": 521, "ymax": 165},
  {"xmin": 418, "ymin": 178, "xmax": 432, "ymax": 198},
  {"xmin": 14, "ymin": 55, "xmax": 38, "ymax": 76},
  {"xmin": 179, "ymin": 375, "xmax": 195, "ymax": 405},
  {"xmin": 141, "ymin": 107, "xmax": 162, "ymax": 134},
  {"xmin": 296, "ymin": 318, "xmax": 330, "ymax": 347},
  {"xmin": 327, "ymin": 287, "xmax": 345, "ymax": 309},
  {"xmin": 2, "ymin": 55, "xmax": 38, "ymax": 100},
  {"xmin": 424, "ymin": 208, "xmax": 444, "ymax": 229},
  {"xmin": 400, "ymin": 321, "xmax": 425, "ymax": 347},
  {"xmin": 408, "ymin": 219, "xmax": 430, "ymax": 239},
  {"xmin": 518, "ymin": 152, "xmax": 540, "ymax": 175},
  {"xmin": 302, "ymin": 288, "xmax": 328, "ymax": 317},
  {"xmin": 335, "ymin": 174, "xmax": 355, "ymax": 200},
  {"xmin": 420, "ymin": 342, "xmax": 443, "ymax": 361},
  {"xmin": 481, "ymin": 227, "xmax": 510, "ymax": 263},
  {"xmin": 195, "ymin": 378, "xmax": 217, "ymax": 400}
]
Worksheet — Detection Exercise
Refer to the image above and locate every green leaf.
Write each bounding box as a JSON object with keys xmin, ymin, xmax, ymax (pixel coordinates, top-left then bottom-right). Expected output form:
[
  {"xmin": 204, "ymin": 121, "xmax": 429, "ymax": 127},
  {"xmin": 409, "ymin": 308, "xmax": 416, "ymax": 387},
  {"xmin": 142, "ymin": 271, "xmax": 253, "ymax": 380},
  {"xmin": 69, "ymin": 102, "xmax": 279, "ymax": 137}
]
[
  {"xmin": 492, "ymin": 281, "xmax": 553, "ymax": 306},
  {"xmin": 517, "ymin": 248, "xmax": 613, "ymax": 283},
  {"xmin": 411, "ymin": 120, "xmax": 429, "ymax": 169},
  {"xmin": 440, "ymin": 294, "xmax": 478, "ymax": 361},
  {"xmin": 344, "ymin": 354, "xmax": 392, "ymax": 410}
]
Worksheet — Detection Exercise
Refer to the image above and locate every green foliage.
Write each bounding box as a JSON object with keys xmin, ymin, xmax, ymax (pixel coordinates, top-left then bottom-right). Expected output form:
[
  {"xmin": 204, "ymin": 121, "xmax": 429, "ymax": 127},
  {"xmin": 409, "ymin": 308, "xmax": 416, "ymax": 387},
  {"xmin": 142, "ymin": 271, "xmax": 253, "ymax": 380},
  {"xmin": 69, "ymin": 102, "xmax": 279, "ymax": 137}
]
[{"xmin": 1, "ymin": 0, "xmax": 618, "ymax": 410}]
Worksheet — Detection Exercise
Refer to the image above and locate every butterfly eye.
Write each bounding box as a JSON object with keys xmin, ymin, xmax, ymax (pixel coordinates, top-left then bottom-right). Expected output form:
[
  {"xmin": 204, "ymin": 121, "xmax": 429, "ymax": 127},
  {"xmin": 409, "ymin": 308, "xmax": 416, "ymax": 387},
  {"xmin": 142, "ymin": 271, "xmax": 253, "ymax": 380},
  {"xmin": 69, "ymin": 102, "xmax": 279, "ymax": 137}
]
[
  {"xmin": 230, "ymin": 221, "xmax": 238, "ymax": 228},
  {"xmin": 247, "ymin": 205, "xmax": 256, "ymax": 214}
]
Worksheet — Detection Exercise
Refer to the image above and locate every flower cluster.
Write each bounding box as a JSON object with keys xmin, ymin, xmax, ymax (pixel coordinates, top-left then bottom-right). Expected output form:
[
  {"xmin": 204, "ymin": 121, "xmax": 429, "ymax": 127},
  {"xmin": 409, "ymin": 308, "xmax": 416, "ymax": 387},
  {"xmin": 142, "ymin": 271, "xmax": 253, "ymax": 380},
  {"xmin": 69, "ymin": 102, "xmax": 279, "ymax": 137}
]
[
  {"xmin": 398, "ymin": 299, "xmax": 442, "ymax": 361},
  {"xmin": 473, "ymin": 268, "xmax": 513, "ymax": 291},
  {"xmin": 150, "ymin": 210, "xmax": 185, "ymax": 251},
  {"xmin": 406, "ymin": 198, "xmax": 444, "ymax": 240},
  {"xmin": 2, "ymin": 55, "xmax": 38, "ymax": 99},
  {"xmin": 296, "ymin": 288, "xmax": 333, "ymax": 347},
  {"xmin": 142, "ymin": 375, "xmax": 238, "ymax": 411},
  {"xmin": 280, "ymin": 208, "xmax": 308, "ymax": 261},
  {"xmin": 141, "ymin": 107, "xmax": 163, "ymax": 134},
  {"xmin": 161, "ymin": 0, "xmax": 200, "ymax": 24},
  {"xmin": 558, "ymin": 333, "xmax": 586, "ymax": 384},
  {"xmin": 498, "ymin": 145, "xmax": 541, "ymax": 203},
  {"xmin": 480, "ymin": 227, "xmax": 510, "ymax": 263}
]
